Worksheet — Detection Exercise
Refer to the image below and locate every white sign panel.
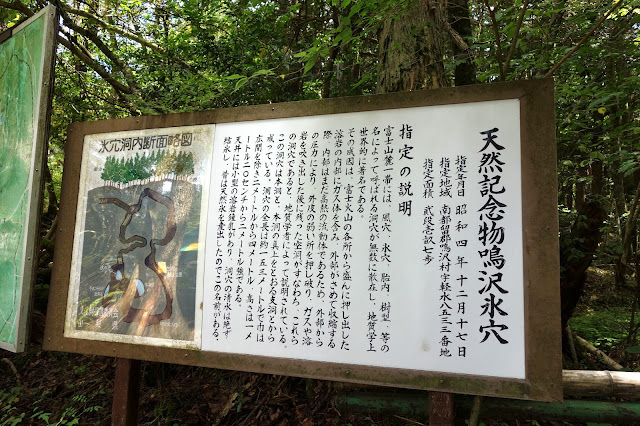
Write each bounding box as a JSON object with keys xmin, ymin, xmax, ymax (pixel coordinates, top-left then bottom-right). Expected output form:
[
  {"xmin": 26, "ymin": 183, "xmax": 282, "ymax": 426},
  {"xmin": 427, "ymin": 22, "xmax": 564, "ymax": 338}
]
[
  {"xmin": 63, "ymin": 99, "xmax": 525, "ymax": 378},
  {"xmin": 201, "ymin": 99, "xmax": 524, "ymax": 379}
]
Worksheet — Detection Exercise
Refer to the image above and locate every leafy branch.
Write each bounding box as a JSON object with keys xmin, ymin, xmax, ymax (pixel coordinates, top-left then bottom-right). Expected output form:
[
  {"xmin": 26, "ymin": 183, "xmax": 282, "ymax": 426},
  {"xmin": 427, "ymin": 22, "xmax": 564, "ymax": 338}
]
[
  {"xmin": 0, "ymin": 0, "xmax": 33, "ymax": 18},
  {"xmin": 544, "ymin": 0, "xmax": 627, "ymax": 78},
  {"xmin": 482, "ymin": 0, "xmax": 529, "ymax": 81},
  {"xmin": 64, "ymin": 6, "xmax": 199, "ymax": 73}
]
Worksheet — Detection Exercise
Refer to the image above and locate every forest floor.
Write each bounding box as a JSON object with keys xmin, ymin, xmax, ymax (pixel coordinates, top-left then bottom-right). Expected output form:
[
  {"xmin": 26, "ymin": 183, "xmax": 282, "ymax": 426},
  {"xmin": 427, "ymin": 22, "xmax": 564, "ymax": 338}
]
[
  {"xmin": 568, "ymin": 266, "xmax": 640, "ymax": 371},
  {"xmin": 0, "ymin": 266, "xmax": 636, "ymax": 426}
]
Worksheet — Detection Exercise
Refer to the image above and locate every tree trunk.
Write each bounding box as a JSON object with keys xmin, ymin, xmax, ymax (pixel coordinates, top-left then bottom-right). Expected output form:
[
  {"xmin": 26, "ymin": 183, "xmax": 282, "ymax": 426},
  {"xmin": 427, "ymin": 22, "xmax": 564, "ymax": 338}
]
[
  {"xmin": 575, "ymin": 166, "xmax": 586, "ymax": 212},
  {"xmin": 591, "ymin": 159, "xmax": 603, "ymax": 196},
  {"xmin": 376, "ymin": 2, "xmax": 453, "ymax": 417},
  {"xmin": 377, "ymin": 0, "xmax": 449, "ymax": 93},
  {"xmin": 560, "ymin": 198, "xmax": 606, "ymax": 360},
  {"xmin": 573, "ymin": 335, "xmax": 624, "ymax": 370},
  {"xmin": 560, "ymin": 199, "xmax": 606, "ymax": 333},
  {"xmin": 564, "ymin": 183, "xmax": 574, "ymax": 210},
  {"xmin": 43, "ymin": 162, "xmax": 58, "ymax": 220},
  {"xmin": 448, "ymin": 0, "xmax": 475, "ymax": 86}
]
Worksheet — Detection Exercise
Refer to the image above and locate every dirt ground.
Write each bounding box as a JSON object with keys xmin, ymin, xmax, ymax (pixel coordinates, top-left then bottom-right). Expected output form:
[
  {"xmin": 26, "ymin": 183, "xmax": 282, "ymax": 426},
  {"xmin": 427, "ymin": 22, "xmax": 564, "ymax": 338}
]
[
  {"xmin": 0, "ymin": 316, "xmax": 418, "ymax": 425},
  {"xmin": 0, "ymin": 266, "xmax": 635, "ymax": 425}
]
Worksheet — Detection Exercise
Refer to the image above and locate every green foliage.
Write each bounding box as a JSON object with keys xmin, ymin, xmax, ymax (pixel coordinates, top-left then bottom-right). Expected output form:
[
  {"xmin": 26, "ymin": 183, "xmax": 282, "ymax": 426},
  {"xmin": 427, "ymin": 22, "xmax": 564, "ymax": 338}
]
[
  {"xmin": 0, "ymin": 387, "xmax": 23, "ymax": 425},
  {"xmin": 0, "ymin": 7, "xmax": 20, "ymax": 30},
  {"xmin": 3, "ymin": 0, "xmax": 640, "ymax": 381},
  {"xmin": 472, "ymin": 1, "xmax": 639, "ymax": 241},
  {"xmin": 101, "ymin": 149, "xmax": 194, "ymax": 185},
  {"xmin": 0, "ymin": 384, "xmax": 105, "ymax": 425},
  {"xmin": 570, "ymin": 307, "xmax": 632, "ymax": 350},
  {"xmin": 33, "ymin": 0, "xmax": 638, "ymax": 216},
  {"xmin": 626, "ymin": 345, "xmax": 640, "ymax": 354},
  {"xmin": 619, "ymin": 151, "xmax": 640, "ymax": 177}
]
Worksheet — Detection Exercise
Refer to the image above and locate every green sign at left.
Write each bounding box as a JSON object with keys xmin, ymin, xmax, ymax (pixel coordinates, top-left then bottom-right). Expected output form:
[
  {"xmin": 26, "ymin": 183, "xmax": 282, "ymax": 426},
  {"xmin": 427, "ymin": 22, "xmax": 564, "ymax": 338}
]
[{"xmin": 0, "ymin": 5, "xmax": 56, "ymax": 352}]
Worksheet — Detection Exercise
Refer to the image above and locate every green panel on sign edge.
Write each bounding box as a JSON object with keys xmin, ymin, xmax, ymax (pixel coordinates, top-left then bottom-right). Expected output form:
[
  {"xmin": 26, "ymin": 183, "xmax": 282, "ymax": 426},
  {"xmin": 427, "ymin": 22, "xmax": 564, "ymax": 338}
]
[{"xmin": 0, "ymin": 13, "xmax": 46, "ymax": 345}]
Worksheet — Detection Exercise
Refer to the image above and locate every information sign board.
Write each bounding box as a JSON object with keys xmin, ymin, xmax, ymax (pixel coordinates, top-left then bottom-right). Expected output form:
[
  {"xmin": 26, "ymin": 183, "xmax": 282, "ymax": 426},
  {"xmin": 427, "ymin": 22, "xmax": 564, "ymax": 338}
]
[
  {"xmin": 64, "ymin": 125, "xmax": 213, "ymax": 348},
  {"xmin": 45, "ymin": 80, "xmax": 561, "ymax": 401},
  {"xmin": 0, "ymin": 5, "xmax": 57, "ymax": 352}
]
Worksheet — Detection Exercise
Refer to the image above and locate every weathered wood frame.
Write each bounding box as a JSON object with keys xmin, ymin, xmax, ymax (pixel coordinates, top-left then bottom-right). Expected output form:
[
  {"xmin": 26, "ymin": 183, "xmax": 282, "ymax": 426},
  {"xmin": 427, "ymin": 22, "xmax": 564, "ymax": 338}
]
[
  {"xmin": 0, "ymin": 5, "xmax": 57, "ymax": 353},
  {"xmin": 44, "ymin": 79, "xmax": 561, "ymax": 401}
]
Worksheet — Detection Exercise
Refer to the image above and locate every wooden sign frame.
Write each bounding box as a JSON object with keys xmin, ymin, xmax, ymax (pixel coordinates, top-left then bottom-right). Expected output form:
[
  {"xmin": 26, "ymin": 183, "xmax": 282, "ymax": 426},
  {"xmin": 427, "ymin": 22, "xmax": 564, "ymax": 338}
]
[{"xmin": 44, "ymin": 79, "xmax": 561, "ymax": 401}]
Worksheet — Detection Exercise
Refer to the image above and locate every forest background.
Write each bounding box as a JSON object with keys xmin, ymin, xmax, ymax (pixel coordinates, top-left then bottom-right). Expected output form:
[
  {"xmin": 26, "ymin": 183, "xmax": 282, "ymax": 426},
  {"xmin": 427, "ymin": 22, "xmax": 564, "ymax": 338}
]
[{"xmin": 0, "ymin": 0, "xmax": 639, "ymax": 424}]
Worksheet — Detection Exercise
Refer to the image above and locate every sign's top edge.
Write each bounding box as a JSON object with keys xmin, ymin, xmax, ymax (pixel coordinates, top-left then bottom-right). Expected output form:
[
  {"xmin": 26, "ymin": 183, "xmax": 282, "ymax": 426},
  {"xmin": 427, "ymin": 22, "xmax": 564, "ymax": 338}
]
[{"xmin": 10, "ymin": 4, "xmax": 56, "ymax": 35}]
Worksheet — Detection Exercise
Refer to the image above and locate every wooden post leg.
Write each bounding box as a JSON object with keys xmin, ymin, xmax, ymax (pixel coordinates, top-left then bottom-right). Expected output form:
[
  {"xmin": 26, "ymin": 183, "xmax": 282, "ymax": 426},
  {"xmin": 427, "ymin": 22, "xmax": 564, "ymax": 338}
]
[
  {"xmin": 111, "ymin": 358, "xmax": 142, "ymax": 426},
  {"xmin": 428, "ymin": 391, "xmax": 455, "ymax": 426}
]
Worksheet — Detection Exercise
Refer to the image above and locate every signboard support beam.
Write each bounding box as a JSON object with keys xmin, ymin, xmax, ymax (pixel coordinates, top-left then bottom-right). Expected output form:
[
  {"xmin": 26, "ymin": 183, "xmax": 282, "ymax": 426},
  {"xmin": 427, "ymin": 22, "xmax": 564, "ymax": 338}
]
[
  {"xmin": 111, "ymin": 358, "xmax": 141, "ymax": 426},
  {"xmin": 428, "ymin": 391, "xmax": 455, "ymax": 425}
]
